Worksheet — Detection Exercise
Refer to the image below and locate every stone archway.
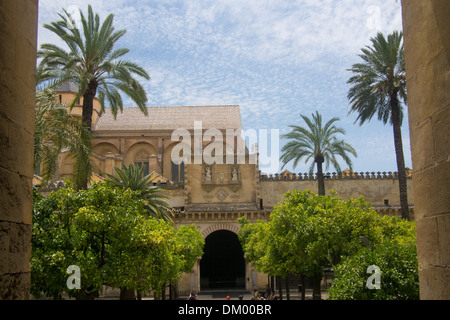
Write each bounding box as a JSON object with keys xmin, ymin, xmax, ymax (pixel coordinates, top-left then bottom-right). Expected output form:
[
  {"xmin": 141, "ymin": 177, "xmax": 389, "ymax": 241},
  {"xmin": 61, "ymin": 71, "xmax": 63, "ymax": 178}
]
[
  {"xmin": 201, "ymin": 224, "xmax": 240, "ymax": 239},
  {"xmin": 199, "ymin": 229, "xmax": 246, "ymax": 290}
]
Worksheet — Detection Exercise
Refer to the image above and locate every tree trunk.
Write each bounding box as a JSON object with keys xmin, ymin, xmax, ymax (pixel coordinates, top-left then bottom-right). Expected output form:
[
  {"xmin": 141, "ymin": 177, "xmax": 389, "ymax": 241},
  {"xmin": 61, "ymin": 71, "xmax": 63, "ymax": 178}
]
[
  {"xmin": 75, "ymin": 286, "xmax": 99, "ymax": 300},
  {"xmin": 315, "ymin": 155, "xmax": 325, "ymax": 196},
  {"xmin": 271, "ymin": 276, "xmax": 275, "ymax": 295},
  {"xmin": 312, "ymin": 272, "xmax": 322, "ymax": 300},
  {"xmin": 390, "ymin": 95, "xmax": 410, "ymax": 221},
  {"xmin": 285, "ymin": 276, "xmax": 290, "ymax": 300},
  {"xmin": 81, "ymin": 81, "xmax": 98, "ymax": 132},
  {"xmin": 277, "ymin": 276, "xmax": 283, "ymax": 300},
  {"xmin": 120, "ymin": 288, "xmax": 136, "ymax": 300},
  {"xmin": 300, "ymin": 274, "xmax": 306, "ymax": 300},
  {"xmin": 77, "ymin": 81, "xmax": 98, "ymax": 190},
  {"xmin": 161, "ymin": 284, "xmax": 166, "ymax": 300}
]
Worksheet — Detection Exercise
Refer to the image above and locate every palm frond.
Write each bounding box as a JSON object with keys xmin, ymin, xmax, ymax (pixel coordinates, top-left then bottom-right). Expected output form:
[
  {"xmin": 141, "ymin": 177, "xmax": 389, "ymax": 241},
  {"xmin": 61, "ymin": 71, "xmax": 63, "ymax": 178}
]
[
  {"xmin": 348, "ymin": 31, "xmax": 406, "ymax": 126},
  {"xmin": 280, "ymin": 111, "xmax": 357, "ymax": 173},
  {"xmin": 34, "ymin": 88, "xmax": 92, "ymax": 187},
  {"xmin": 39, "ymin": 5, "xmax": 149, "ymax": 111},
  {"xmin": 38, "ymin": 5, "xmax": 151, "ymax": 188},
  {"xmin": 106, "ymin": 164, "xmax": 173, "ymax": 223}
]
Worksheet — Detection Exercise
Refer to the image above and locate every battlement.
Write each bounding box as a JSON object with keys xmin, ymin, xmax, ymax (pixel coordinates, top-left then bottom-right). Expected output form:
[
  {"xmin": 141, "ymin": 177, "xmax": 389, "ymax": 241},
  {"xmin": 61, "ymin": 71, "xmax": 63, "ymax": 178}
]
[{"xmin": 260, "ymin": 170, "xmax": 413, "ymax": 181}]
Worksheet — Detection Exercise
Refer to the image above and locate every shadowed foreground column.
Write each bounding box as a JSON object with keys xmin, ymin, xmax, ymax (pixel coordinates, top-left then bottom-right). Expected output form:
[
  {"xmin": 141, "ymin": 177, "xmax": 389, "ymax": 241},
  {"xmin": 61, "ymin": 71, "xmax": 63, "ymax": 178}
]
[
  {"xmin": 402, "ymin": 0, "xmax": 450, "ymax": 300},
  {"xmin": 0, "ymin": 0, "xmax": 38, "ymax": 299}
]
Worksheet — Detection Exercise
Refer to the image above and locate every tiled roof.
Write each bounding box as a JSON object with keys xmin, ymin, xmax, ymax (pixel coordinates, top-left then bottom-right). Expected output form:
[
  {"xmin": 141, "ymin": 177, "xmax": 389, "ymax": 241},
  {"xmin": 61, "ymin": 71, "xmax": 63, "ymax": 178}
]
[
  {"xmin": 93, "ymin": 105, "xmax": 242, "ymax": 131},
  {"xmin": 54, "ymin": 81, "xmax": 79, "ymax": 93}
]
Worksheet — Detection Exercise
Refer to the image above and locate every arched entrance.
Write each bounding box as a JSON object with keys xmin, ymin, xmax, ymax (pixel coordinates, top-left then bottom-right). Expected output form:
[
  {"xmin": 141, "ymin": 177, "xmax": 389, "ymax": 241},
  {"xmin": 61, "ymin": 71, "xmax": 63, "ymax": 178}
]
[{"xmin": 200, "ymin": 230, "xmax": 246, "ymax": 290}]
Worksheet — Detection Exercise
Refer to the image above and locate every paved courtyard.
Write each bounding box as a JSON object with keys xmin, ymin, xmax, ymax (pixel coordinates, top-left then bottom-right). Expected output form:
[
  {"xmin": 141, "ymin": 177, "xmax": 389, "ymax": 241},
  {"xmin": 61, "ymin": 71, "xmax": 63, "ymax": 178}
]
[{"xmin": 178, "ymin": 289, "xmax": 329, "ymax": 300}]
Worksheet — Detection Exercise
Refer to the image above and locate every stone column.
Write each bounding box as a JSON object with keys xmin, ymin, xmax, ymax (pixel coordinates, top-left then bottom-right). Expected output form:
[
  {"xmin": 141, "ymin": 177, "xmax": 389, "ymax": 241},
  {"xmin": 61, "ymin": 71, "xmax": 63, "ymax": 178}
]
[
  {"xmin": 104, "ymin": 152, "xmax": 116, "ymax": 176},
  {"xmin": 0, "ymin": 0, "xmax": 38, "ymax": 299},
  {"xmin": 402, "ymin": 0, "xmax": 450, "ymax": 300}
]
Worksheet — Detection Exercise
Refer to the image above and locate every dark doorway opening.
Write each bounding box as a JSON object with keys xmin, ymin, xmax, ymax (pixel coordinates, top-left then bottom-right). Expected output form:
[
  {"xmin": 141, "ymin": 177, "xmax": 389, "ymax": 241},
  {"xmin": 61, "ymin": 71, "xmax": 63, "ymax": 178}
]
[{"xmin": 200, "ymin": 230, "xmax": 245, "ymax": 290}]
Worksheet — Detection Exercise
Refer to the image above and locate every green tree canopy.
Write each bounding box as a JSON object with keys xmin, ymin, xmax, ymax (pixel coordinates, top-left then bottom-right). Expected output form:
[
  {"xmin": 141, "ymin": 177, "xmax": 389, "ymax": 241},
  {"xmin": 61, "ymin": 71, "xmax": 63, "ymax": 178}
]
[
  {"xmin": 31, "ymin": 183, "xmax": 203, "ymax": 300},
  {"xmin": 328, "ymin": 233, "xmax": 418, "ymax": 300},
  {"xmin": 238, "ymin": 190, "xmax": 418, "ymax": 300}
]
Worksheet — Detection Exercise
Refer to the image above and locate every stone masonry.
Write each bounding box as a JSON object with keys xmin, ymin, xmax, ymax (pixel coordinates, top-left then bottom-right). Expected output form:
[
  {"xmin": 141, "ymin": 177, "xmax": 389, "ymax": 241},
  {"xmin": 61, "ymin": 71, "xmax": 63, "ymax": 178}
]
[
  {"xmin": 402, "ymin": 0, "xmax": 450, "ymax": 300},
  {"xmin": 0, "ymin": 0, "xmax": 38, "ymax": 299}
]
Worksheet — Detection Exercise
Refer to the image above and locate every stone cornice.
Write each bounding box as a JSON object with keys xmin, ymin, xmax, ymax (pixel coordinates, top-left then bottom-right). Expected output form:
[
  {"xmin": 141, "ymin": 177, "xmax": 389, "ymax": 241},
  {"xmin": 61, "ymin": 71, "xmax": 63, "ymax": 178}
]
[
  {"xmin": 174, "ymin": 206, "xmax": 415, "ymax": 224},
  {"xmin": 174, "ymin": 210, "xmax": 271, "ymax": 223}
]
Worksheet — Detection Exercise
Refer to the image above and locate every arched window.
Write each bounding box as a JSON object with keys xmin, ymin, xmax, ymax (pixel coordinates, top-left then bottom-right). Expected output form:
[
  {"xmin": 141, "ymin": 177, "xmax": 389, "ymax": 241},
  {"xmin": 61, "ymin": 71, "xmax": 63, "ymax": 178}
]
[
  {"xmin": 135, "ymin": 151, "xmax": 150, "ymax": 176},
  {"xmin": 172, "ymin": 161, "xmax": 185, "ymax": 183}
]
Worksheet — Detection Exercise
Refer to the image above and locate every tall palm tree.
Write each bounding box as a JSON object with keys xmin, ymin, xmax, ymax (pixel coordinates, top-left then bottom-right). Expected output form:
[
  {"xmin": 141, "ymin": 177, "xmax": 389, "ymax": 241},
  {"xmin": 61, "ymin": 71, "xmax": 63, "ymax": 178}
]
[
  {"xmin": 106, "ymin": 164, "xmax": 174, "ymax": 223},
  {"xmin": 38, "ymin": 5, "xmax": 150, "ymax": 189},
  {"xmin": 34, "ymin": 84, "xmax": 92, "ymax": 187},
  {"xmin": 347, "ymin": 31, "xmax": 410, "ymax": 220},
  {"xmin": 281, "ymin": 111, "xmax": 357, "ymax": 196}
]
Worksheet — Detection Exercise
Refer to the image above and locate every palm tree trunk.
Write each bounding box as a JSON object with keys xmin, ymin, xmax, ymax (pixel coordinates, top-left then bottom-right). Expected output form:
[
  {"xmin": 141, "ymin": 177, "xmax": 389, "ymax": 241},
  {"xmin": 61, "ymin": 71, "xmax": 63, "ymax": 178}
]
[
  {"xmin": 82, "ymin": 82, "xmax": 98, "ymax": 132},
  {"xmin": 315, "ymin": 156, "xmax": 325, "ymax": 196},
  {"xmin": 77, "ymin": 81, "xmax": 98, "ymax": 190},
  {"xmin": 390, "ymin": 95, "xmax": 410, "ymax": 221}
]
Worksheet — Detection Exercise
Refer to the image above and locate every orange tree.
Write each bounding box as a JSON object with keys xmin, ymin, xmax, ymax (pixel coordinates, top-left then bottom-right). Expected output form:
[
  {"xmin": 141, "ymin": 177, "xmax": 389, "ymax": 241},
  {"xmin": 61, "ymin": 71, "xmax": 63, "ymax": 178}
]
[
  {"xmin": 238, "ymin": 190, "xmax": 418, "ymax": 300},
  {"xmin": 31, "ymin": 183, "xmax": 203, "ymax": 299}
]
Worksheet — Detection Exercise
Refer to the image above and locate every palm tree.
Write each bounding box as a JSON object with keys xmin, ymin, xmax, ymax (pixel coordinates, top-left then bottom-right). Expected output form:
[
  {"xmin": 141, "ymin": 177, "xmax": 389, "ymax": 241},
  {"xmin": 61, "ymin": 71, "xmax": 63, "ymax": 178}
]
[
  {"xmin": 38, "ymin": 5, "xmax": 150, "ymax": 189},
  {"xmin": 34, "ymin": 84, "xmax": 92, "ymax": 187},
  {"xmin": 281, "ymin": 111, "xmax": 356, "ymax": 300},
  {"xmin": 281, "ymin": 111, "xmax": 357, "ymax": 196},
  {"xmin": 106, "ymin": 163, "xmax": 173, "ymax": 301},
  {"xmin": 347, "ymin": 31, "xmax": 410, "ymax": 220},
  {"xmin": 106, "ymin": 164, "xmax": 174, "ymax": 223}
]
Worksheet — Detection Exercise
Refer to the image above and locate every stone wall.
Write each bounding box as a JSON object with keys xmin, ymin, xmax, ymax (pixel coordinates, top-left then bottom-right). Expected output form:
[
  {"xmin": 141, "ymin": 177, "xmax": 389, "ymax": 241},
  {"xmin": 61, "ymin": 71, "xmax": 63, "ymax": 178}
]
[
  {"xmin": 184, "ymin": 159, "xmax": 260, "ymax": 212},
  {"xmin": 402, "ymin": 0, "xmax": 450, "ymax": 300},
  {"xmin": 260, "ymin": 173, "xmax": 414, "ymax": 212},
  {"xmin": 0, "ymin": 0, "xmax": 38, "ymax": 299}
]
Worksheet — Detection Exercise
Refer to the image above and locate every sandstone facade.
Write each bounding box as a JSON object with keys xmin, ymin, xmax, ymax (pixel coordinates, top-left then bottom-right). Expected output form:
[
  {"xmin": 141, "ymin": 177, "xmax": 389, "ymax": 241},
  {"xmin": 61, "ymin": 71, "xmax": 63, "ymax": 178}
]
[
  {"xmin": 45, "ymin": 91, "xmax": 415, "ymax": 294},
  {"xmin": 402, "ymin": 0, "xmax": 450, "ymax": 300},
  {"xmin": 0, "ymin": 0, "xmax": 38, "ymax": 300},
  {"xmin": 1, "ymin": 0, "xmax": 448, "ymax": 300}
]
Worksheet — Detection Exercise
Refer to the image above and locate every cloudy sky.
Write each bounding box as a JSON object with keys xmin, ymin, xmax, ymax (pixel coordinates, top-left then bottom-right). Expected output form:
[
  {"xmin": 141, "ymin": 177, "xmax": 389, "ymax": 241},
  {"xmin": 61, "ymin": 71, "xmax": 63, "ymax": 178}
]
[{"xmin": 37, "ymin": 0, "xmax": 411, "ymax": 174}]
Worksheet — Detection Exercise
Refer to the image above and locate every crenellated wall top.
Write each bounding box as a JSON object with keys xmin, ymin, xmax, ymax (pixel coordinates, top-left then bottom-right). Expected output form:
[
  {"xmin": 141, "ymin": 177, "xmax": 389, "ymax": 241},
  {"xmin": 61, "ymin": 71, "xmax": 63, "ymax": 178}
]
[{"xmin": 260, "ymin": 170, "xmax": 413, "ymax": 181}]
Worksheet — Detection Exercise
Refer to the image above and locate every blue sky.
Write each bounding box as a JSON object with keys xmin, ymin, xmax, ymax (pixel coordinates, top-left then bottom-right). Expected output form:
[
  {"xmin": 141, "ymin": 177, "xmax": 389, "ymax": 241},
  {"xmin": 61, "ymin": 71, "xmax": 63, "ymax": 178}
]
[{"xmin": 37, "ymin": 0, "xmax": 411, "ymax": 174}]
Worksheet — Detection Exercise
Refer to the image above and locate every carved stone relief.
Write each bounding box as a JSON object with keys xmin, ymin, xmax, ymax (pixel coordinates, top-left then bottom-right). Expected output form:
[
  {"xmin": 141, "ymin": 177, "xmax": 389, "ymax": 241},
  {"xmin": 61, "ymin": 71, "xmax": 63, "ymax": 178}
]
[{"xmin": 215, "ymin": 188, "xmax": 229, "ymax": 202}]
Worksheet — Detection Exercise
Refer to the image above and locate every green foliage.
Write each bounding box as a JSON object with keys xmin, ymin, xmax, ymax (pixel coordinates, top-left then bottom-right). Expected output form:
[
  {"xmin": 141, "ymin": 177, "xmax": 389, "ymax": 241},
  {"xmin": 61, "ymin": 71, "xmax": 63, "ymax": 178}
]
[
  {"xmin": 37, "ymin": 4, "xmax": 150, "ymax": 189},
  {"xmin": 280, "ymin": 111, "xmax": 357, "ymax": 197},
  {"xmin": 31, "ymin": 183, "xmax": 203, "ymax": 299},
  {"xmin": 347, "ymin": 31, "xmax": 410, "ymax": 221},
  {"xmin": 281, "ymin": 111, "xmax": 357, "ymax": 175},
  {"xmin": 34, "ymin": 87, "xmax": 92, "ymax": 186},
  {"xmin": 238, "ymin": 190, "xmax": 419, "ymax": 300},
  {"xmin": 37, "ymin": 5, "xmax": 150, "ymax": 121},
  {"xmin": 238, "ymin": 218, "xmax": 276, "ymax": 275},
  {"xmin": 106, "ymin": 163, "xmax": 174, "ymax": 222},
  {"xmin": 328, "ymin": 237, "xmax": 418, "ymax": 300},
  {"xmin": 172, "ymin": 225, "xmax": 205, "ymax": 275},
  {"xmin": 347, "ymin": 31, "xmax": 406, "ymax": 126}
]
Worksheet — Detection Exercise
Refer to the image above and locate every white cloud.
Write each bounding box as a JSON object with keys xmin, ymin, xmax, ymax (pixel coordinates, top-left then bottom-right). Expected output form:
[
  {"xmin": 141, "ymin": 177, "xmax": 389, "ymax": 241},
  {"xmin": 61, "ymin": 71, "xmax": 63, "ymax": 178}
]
[{"xmin": 37, "ymin": 0, "xmax": 407, "ymax": 172}]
